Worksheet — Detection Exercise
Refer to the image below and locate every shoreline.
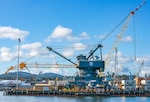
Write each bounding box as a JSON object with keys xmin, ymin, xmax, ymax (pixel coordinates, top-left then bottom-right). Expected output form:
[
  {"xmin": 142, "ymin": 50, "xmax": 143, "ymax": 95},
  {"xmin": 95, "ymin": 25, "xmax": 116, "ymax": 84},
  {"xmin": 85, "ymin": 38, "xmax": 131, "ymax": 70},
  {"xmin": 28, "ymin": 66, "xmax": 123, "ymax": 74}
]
[{"xmin": 3, "ymin": 90, "xmax": 150, "ymax": 97}]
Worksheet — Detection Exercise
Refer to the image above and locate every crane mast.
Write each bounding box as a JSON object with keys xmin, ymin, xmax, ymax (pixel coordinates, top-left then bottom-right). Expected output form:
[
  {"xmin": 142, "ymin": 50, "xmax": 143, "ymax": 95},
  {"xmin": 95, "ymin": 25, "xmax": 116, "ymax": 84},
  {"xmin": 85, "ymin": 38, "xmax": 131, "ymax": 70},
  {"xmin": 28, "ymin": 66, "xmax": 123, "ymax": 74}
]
[{"xmin": 105, "ymin": 1, "xmax": 145, "ymax": 69}]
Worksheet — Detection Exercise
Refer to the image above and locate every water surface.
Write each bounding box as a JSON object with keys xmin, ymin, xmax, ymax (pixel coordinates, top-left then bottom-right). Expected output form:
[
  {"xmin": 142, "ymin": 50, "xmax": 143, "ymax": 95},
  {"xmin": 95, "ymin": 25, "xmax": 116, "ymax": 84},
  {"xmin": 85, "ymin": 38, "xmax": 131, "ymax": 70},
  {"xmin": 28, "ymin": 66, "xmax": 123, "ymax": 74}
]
[{"xmin": 0, "ymin": 91, "xmax": 149, "ymax": 102}]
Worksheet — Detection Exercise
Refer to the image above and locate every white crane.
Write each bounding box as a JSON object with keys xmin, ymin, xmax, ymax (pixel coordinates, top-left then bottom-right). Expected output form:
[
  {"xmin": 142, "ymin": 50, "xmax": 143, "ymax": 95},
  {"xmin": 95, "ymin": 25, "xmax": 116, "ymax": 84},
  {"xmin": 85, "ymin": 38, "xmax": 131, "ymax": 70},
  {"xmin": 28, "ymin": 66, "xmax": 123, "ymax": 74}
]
[{"xmin": 105, "ymin": 1, "xmax": 146, "ymax": 69}]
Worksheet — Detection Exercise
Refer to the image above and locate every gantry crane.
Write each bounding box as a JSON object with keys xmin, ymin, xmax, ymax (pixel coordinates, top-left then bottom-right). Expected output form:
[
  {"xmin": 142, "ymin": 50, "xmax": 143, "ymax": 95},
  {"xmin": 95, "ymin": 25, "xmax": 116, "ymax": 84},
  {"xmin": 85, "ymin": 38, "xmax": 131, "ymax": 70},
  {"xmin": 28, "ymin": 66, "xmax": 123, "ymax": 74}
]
[{"xmin": 105, "ymin": 1, "xmax": 145, "ymax": 69}]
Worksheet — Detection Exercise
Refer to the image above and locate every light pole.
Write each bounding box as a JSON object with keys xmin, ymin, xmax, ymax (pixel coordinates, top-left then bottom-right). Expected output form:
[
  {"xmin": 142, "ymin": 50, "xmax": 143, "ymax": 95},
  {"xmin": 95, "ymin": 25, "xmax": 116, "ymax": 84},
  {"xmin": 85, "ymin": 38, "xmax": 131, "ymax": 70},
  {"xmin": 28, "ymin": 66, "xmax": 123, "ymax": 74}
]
[{"xmin": 17, "ymin": 38, "xmax": 21, "ymax": 89}]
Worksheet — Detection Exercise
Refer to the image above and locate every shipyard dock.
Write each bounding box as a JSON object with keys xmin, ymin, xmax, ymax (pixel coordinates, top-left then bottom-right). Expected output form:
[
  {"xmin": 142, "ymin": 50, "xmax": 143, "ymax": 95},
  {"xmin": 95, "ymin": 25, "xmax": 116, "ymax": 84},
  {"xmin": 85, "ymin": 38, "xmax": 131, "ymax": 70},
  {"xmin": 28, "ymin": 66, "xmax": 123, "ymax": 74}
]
[
  {"xmin": 3, "ymin": 1, "xmax": 147, "ymax": 98},
  {"xmin": 3, "ymin": 89, "xmax": 150, "ymax": 97}
]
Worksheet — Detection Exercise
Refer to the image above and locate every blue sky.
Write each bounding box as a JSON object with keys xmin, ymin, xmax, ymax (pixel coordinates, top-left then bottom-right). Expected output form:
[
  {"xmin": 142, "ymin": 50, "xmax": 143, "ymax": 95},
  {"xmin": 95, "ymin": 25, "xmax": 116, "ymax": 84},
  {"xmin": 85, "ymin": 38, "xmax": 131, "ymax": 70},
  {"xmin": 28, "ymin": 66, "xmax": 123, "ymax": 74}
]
[{"xmin": 0, "ymin": 0, "xmax": 150, "ymax": 76}]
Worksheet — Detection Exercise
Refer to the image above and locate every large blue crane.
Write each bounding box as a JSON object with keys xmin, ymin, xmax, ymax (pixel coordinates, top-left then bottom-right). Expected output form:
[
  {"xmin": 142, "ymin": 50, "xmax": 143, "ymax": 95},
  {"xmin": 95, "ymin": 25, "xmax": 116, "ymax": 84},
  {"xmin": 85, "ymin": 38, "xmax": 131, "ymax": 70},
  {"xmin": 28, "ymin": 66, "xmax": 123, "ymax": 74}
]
[{"xmin": 47, "ymin": 44, "xmax": 105, "ymax": 85}]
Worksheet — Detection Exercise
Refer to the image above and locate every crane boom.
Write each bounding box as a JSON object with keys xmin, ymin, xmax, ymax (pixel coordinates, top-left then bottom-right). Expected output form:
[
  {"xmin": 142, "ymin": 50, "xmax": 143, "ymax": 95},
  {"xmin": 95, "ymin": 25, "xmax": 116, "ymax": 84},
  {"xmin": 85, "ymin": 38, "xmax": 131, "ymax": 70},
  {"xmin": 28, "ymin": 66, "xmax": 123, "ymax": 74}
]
[
  {"xmin": 5, "ymin": 62, "xmax": 76, "ymax": 74},
  {"xmin": 47, "ymin": 47, "xmax": 77, "ymax": 66},
  {"xmin": 5, "ymin": 66, "xmax": 14, "ymax": 74},
  {"xmin": 25, "ymin": 63, "xmax": 76, "ymax": 68},
  {"xmin": 86, "ymin": 44, "xmax": 103, "ymax": 60},
  {"xmin": 137, "ymin": 60, "xmax": 144, "ymax": 77},
  {"xmin": 105, "ymin": 1, "xmax": 145, "ymax": 69}
]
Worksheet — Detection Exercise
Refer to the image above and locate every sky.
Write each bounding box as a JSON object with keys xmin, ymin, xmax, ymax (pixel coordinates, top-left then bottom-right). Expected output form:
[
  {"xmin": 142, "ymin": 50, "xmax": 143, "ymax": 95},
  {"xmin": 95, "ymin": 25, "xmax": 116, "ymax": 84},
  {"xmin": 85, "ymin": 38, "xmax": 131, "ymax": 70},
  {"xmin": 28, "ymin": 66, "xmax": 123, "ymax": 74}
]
[{"xmin": 0, "ymin": 0, "xmax": 150, "ymax": 76}]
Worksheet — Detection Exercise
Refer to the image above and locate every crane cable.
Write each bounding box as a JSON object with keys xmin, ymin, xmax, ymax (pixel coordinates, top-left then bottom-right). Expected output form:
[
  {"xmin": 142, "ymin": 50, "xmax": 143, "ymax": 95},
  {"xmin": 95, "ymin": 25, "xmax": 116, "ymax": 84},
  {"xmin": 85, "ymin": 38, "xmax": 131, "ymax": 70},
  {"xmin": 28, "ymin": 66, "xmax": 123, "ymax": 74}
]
[
  {"xmin": 87, "ymin": 15, "xmax": 128, "ymax": 58},
  {"xmin": 99, "ymin": 15, "xmax": 128, "ymax": 44},
  {"xmin": 133, "ymin": 15, "xmax": 137, "ymax": 61}
]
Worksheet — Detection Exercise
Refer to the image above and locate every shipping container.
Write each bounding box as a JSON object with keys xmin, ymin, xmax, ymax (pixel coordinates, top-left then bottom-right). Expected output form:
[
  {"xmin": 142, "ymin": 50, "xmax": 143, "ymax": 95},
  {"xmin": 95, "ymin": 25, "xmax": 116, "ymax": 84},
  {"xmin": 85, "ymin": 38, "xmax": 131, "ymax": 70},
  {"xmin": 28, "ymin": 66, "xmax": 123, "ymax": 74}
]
[
  {"xmin": 141, "ymin": 80, "xmax": 150, "ymax": 85},
  {"xmin": 121, "ymin": 80, "xmax": 136, "ymax": 86},
  {"xmin": 56, "ymin": 80, "xmax": 68, "ymax": 86},
  {"xmin": 142, "ymin": 85, "xmax": 150, "ymax": 91},
  {"xmin": 48, "ymin": 80, "xmax": 55, "ymax": 85},
  {"xmin": 122, "ymin": 85, "xmax": 136, "ymax": 91}
]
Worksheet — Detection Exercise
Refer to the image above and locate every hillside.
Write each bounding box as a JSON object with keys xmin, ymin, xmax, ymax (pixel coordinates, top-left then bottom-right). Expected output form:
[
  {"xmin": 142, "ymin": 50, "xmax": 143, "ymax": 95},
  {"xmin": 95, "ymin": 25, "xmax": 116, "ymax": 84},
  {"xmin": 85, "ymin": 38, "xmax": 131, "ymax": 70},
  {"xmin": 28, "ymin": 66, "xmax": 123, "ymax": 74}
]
[{"xmin": 0, "ymin": 71, "xmax": 63, "ymax": 80}]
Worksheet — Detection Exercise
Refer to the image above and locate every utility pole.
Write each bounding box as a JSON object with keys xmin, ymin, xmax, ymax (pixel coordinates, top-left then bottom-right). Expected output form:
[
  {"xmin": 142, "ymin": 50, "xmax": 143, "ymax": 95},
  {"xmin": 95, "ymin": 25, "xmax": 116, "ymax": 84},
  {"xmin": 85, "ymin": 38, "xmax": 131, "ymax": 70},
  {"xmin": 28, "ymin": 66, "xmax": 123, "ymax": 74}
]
[
  {"xmin": 17, "ymin": 38, "xmax": 21, "ymax": 89},
  {"xmin": 114, "ymin": 47, "xmax": 118, "ymax": 76}
]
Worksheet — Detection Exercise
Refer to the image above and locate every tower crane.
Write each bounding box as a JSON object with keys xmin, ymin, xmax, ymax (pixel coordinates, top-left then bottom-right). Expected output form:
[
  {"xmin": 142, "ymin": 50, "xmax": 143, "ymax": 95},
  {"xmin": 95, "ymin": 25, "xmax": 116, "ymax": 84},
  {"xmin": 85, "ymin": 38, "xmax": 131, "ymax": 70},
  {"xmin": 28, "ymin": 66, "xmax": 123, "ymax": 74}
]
[{"xmin": 105, "ymin": 1, "xmax": 145, "ymax": 69}]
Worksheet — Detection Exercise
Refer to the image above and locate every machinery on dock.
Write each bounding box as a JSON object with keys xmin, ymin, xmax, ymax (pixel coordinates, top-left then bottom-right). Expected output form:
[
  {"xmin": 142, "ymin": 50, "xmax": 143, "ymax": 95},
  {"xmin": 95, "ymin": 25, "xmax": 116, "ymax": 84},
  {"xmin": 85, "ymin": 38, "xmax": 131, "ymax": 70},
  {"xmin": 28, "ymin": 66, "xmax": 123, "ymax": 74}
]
[{"xmin": 47, "ymin": 44, "xmax": 105, "ymax": 88}]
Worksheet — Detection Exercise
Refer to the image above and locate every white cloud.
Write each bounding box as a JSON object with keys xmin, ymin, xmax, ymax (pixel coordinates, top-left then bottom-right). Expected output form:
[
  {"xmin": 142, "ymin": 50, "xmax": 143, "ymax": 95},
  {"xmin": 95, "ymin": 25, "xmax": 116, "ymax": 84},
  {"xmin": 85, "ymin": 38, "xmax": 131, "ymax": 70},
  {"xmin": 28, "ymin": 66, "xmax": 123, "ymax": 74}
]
[
  {"xmin": 45, "ymin": 25, "xmax": 74, "ymax": 43},
  {"xmin": 80, "ymin": 32, "xmax": 90, "ymax": 39},
  {"xmin": 0, "ymin": 26, "xmax": 29, "ymax": 40},
  {"xmin": 121, "ymin": 36, "xmax": 132, "ymax": 42},
  {"xmin": 104, "ymin": 51, "xmax": 150, "ymax": 76},
  {"xmin": 0, "ymin": 42, "xmax": 52, "ymax": 63},
  {"xmin": 62, "ymin": 49, "xmax": 74, "ymax": 57},
  {"xmin": 0, "ymin": 47, "xmax": 16, "ymax": 61},
  {"xmin": 50, "ymin": 25, "xmax": 72, "ymax": 39},
  {"xmin": 105, "ymin": 51, "xmax": 134, "ymax": 73},
  {"xmin": 73, "ymin": 43, "xmax": 87, "ymax": 51},
  {"xmin": 98, "ymin": 35, "xmax": 106, "ymax": 39},
  {"xmin": 21, "ymin": 42, "xmax": 42, "ymax": 50},
  {"xmin": 45, "ymin": 25, "xmax": 90, "ymax": 43},
  {"xmin": 66, "ymin": 36, "xmax": 80, "ymax": 42},
  {"xmin": 59, "ymin": 43, "xmax": 87, "ymax": 58},
  {"xmin": 21, "ymin": 42, "xmax": 47, "ymax": 57}
]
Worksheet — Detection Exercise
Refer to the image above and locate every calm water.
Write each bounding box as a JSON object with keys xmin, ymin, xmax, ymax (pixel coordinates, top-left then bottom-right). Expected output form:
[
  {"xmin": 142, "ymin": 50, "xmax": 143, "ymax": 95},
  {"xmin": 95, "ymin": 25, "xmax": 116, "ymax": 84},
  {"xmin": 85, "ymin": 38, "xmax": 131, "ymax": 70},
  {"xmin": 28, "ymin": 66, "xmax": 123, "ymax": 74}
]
[{"xmin": 0, "ymin": 91, "xmax": 150, "ymax": 102}]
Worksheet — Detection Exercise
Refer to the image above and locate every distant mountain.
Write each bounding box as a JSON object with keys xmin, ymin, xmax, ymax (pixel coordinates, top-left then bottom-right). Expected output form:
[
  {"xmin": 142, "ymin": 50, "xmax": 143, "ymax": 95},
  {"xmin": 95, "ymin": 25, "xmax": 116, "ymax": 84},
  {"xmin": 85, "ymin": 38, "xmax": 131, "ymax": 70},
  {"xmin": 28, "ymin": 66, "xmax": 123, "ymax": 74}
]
[
  {"xmin": 0, "ymin": 71, "xmax": 63, "ymax": 80},
  {"xmin": 41, "ymin": 72, "xmax": 63, "ymax": 77}
]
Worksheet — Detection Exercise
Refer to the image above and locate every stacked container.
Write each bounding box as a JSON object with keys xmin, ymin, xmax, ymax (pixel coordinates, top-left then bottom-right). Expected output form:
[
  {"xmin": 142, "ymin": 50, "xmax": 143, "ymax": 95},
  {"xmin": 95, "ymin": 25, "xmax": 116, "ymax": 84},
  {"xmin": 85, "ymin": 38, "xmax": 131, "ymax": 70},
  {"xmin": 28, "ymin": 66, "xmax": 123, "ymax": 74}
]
[
  {"xmin": 121, "ymin": 80, "xmax": 136, "ymax": 91},
  {"xmin": 141, "ymin": 80, "xmax": 150, "ymax": 91}
]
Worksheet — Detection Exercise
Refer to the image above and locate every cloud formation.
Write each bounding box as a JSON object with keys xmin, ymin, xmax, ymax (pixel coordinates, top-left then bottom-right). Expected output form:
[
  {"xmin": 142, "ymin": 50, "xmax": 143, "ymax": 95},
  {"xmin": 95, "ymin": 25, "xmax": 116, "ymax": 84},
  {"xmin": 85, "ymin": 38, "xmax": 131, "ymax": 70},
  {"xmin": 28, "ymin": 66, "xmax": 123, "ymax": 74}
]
[
  {"xmin": 121, "ymin": 36, "xmax": 132, "ymax": 42},
  {"xmin": 0, "ymin": 42, "xmax": 48, "ymax": 62},
  {"xmin": 80, "ymin": 32, "xmax": 90, "ymax": 40},
  {"xmin": 0, "ymin": 47, "xmax": 16, "ymax": 61},
  {"xmin": 45, "ymin": 25, "xmax": 90, "ymax": 43},
  {"xmin": 45, "ymin": 25, "xmax": 73, "ymax": 43},
  {"xmin": 105, "ymin": 51, "xmax": 150, "ymax": 76},
  {"xmin": 73, "ymin": 43, "xmax": 87, "ymax": 51},
  {"xmin": 21, "ymin": 42, "xmax": 48, "ymax": 57},
  {"xmin": 50, "ymin": 25, "xmax": 72, "ymax": 39},
  {"xmin": 62, "ymin": 49, "xmax": 74, "ymax": 58},
  {"xmin": 1, "ymin": 25, "xmax": 148, "ymax": 76},
  {"xmin": 0, "ymin": 26, "xmax": 29, "ymax": 40}
]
